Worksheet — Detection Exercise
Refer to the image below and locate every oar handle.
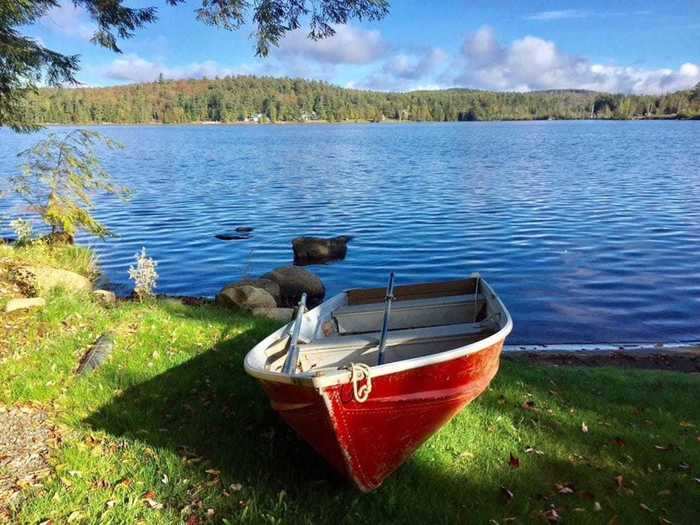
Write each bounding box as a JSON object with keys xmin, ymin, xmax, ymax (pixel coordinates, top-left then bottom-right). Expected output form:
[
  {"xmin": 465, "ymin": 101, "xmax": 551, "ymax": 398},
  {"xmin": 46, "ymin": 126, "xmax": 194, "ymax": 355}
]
[
  {"xmin": 281, "ymin": 293, "xmax": 307, "ymax": 375},
  {"xmin": 377, "ymin": 272, "xmax": 396, "ymax": 365}
]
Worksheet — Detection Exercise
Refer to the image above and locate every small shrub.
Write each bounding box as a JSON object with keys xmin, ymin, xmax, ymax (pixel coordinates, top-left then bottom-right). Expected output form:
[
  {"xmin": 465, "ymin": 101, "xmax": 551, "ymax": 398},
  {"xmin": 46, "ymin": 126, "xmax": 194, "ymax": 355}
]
[
  {"xmin": 9, "ymin": 218, "xmax": 33, "ymax": 244},
  {"xmin": 128, "ymin": 247, "xmax": 158, "ymax": 300}
]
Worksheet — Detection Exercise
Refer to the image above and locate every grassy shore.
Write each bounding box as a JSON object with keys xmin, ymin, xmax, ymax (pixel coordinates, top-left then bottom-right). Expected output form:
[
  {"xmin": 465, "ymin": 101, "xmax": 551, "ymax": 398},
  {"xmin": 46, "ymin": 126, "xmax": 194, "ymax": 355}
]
[{"xmin": 1, "ymin": 244, "xmax": 698, "ymax": 524}]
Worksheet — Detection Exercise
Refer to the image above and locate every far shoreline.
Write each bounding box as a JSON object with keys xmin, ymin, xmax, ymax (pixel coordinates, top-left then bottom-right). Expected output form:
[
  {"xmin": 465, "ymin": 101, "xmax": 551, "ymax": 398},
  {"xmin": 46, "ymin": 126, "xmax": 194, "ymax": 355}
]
[{"xmin": 39, "ymin": 114, "xmax": 699, "ymax": 128}]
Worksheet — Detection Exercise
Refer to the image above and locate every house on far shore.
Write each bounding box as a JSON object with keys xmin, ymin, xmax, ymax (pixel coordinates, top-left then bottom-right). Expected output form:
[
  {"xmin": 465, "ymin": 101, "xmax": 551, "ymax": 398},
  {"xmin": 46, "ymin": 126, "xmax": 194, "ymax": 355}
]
[
  {"xmin": 300, "ymin": 111, "xmax": 319, "ymax": 121},
  {"xmin": 244, "ymin": 113, "xmax": 265, "ymax": 123}
]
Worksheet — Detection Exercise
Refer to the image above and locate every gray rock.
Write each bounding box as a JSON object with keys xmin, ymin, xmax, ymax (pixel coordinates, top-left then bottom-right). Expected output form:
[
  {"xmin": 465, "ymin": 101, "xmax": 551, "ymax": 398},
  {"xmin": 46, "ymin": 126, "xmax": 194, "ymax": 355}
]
[
  {"xmin": 5, "ymin": 297, "xmax": 46, "ymax": 313},
  {"xmin": 93, "ymin": 289, "xmax": 116, "ymax": 305},
  {"xmin": 292, "ymin": 235, "xmax": 352, "ymax": 264},
  {"xmin": 216, "ymin": 284, "xmax": 277, "ymax": 311},
  {"xmin": 251, "ymin": 307, "xmax": 295, "ymax": 322},
  {"xmin": 10, "ymin": 265, "xmax": 92, "ymax": 297},
  {"xmin": 262, "ymin": 266, "xmax": 325, "ymax": 308},
  {"xmin": 238, "ymin": 278, "xmax": 281, "ymax": 304}
]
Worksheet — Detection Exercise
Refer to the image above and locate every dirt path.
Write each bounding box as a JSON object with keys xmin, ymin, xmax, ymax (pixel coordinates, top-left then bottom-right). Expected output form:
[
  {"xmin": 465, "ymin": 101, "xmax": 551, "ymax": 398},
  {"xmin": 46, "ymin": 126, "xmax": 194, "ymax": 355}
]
[{"xmin": 0, "ymin": 406, "xmax": 59, "ymax": 519}]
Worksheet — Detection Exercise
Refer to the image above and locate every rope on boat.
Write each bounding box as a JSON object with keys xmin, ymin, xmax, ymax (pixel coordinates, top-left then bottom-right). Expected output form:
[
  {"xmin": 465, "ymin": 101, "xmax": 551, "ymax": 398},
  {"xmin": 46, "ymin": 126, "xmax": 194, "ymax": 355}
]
[{"xmin": 348, "ymin": 363, "xmax": 372, "ymax": 403}]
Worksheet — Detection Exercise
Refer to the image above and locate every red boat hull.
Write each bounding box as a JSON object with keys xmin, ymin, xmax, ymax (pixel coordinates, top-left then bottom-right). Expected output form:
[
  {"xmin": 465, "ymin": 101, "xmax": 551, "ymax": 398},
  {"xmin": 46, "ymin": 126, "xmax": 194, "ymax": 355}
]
[{"xmin": 259, "ymin": 339, "xmax": 504, "ymax": 491}]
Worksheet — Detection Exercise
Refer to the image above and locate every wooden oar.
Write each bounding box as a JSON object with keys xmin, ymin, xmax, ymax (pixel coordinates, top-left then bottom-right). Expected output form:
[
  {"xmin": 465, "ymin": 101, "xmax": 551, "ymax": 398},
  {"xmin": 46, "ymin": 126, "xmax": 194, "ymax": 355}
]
[
  {"xmin": 377, "ymin": 272, "xmax": 396, "ymax": 365},
  {"xmin": 281, "ymin": 293, "xmax": 307, "ymax": 375}
]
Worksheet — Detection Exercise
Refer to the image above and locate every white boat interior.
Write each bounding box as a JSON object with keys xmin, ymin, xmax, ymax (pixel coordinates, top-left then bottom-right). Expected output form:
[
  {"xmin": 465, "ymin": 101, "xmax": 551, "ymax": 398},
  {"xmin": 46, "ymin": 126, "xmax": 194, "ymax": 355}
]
[{"xmin": 244, "ymin": 276, "xmax": 513, "ymax": 384}]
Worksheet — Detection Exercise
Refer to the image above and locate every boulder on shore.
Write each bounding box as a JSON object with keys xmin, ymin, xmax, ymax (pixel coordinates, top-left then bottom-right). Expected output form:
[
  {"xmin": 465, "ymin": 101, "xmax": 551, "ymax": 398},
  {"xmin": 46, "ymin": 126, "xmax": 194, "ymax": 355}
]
[
  {"xmin": 262, "ymin": 266, "xmax": 325, "ymax": 308},
  {"xmin": 93, "ymin": 289, "xmax": 117, "ymax": 305},
  {"xmin": 216, "ymin": 284, "xmax": 277, "ymax": 311},
  {"xmin": 251, "ymin": 307, "xmax": 295, "ymax": 322},
  {"xmin": 292, "ymin": 235, "xmax": 352, "ymax": 264},
  {"xmin": 10, "ymin": 265, "xmax": 92, "ymax": 297},
  {"xmin": 238, "ymin": 278, "xmax": 281, "ymax": 305},
  {"xmin": 5, "ymin": 297, "xmax": 46, "ymax": 313}
]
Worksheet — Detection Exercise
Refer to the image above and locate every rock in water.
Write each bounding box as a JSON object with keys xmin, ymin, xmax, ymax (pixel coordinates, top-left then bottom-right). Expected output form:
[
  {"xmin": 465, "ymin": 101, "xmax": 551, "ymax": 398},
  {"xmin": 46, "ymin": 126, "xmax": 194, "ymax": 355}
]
[
  {"xmin": 216, "ymin": 284, "xmax": 277, "ymax": 310},
  {"xmin": 292, "ymin": 235, "xmax": 352, "ymax": 264},
  {"xmin": 215, "ymin": 233, "xmax": 251, "ymax": 241},
  {"xmin": 262, "ymin": 266, "xmax": 325, "ymax": 307},
  {"xmin": 77, "ymin": 333, "xmax": 115, "ymax": 375},
  {"xmin": 10, "ymin": 266, "xmax": 92, "ymax": 296},
  {"xmin": 235, "ymin": 226, "xmax": 254, "ymax": 233},
  {"xmin": 5, "ymin": 297, "xmax": 46, "ymax": 313}
]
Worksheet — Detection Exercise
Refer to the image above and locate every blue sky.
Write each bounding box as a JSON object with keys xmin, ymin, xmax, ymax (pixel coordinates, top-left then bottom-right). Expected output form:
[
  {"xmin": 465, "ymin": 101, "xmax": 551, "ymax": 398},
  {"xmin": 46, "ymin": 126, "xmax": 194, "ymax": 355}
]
[{"xmin": 30, "ymin": 1, "xmax": 700, "ymax": 93}]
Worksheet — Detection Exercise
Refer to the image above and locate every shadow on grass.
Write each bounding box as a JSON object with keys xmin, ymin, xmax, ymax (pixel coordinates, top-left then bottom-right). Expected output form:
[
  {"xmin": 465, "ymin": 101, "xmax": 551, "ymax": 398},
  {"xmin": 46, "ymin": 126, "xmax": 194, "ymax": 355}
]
[{"xmin": 84, "ymin": 328, "xmax": 698, "ymax": 523}]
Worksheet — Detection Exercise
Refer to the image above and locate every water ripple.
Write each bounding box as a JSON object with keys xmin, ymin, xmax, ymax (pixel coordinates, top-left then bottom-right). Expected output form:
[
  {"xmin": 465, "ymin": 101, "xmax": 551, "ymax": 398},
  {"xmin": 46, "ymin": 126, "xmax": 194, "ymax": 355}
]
[{"xmin": 1, "ymin": 121, "xmax": 699, "ymax": 345}]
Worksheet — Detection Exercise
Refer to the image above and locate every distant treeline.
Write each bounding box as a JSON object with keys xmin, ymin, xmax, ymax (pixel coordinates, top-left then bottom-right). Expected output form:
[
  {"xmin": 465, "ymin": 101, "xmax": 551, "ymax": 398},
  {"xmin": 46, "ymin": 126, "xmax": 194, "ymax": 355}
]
[{"xmin": 21, "ymin": 76, "xmax": 700, "ymax": 124}]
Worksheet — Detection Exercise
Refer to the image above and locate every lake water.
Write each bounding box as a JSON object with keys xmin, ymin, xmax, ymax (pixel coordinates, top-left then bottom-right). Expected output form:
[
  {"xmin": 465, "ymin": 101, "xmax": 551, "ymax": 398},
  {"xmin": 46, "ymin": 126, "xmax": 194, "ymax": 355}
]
[{"xmin": 1, "ymin": 121, "xmax": 699, "ymax": 345}]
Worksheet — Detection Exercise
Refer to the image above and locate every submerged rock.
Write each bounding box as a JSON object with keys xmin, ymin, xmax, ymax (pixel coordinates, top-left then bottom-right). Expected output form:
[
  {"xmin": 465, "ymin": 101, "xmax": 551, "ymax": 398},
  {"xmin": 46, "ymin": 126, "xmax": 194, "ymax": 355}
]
[
  {"xmin": 215, "ymin": 233, "xmax": 251, "ymax": 241},
  {"xmin": 5, "ymin": 297, "xmax": 46, "ymax": 313},
  {"xmin": 262, "ymin": 266, "xmax": 325, "ymax": 308},
  {"xmin": 216, "ymin": 284, "xmax": 277, "ymax": 311},
  {"xmin": 292, "ymin": 235, "xmax": 352, "ymax": 264},
  {"xmin": 10, "ymin": 265, "xmax": 92, "ymax": 297},
  {"xmin": 235, "ymin": 226, "xmax": 254, "ymax": 233}
]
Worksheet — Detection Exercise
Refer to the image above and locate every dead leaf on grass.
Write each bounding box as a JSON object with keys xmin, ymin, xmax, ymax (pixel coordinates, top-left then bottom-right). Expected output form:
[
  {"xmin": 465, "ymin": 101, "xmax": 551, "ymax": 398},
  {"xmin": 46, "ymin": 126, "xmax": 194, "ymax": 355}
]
[
  {"xmin": 508, "ymin": 453, "xmax": 520, "ymax": 469},
  {"xmin": 500, "ymin": 486, "xmax": 514, "ymax": 502},
  {"xmin": 581, "ymin": 422, "xmax": 589, "ymax": 433}
]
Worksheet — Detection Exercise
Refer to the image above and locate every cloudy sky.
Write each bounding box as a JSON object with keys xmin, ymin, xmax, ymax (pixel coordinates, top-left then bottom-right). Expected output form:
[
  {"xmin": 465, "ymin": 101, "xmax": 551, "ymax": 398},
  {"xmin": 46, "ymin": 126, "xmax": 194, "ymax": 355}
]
[{"xmin": 30, "ymin": 0, "xmax": 700, "ymax": 94}]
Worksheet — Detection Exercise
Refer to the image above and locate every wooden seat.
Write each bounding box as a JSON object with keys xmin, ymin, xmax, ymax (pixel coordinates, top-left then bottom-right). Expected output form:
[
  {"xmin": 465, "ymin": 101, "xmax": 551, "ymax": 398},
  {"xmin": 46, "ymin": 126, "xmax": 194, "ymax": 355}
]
[
  {"xmin": 300, "ymin": 321, "xmax": 496, "ymax": 353},
  {"xmin": 332, "ymin": 294, "xmax": 486, "ymax": 334}
]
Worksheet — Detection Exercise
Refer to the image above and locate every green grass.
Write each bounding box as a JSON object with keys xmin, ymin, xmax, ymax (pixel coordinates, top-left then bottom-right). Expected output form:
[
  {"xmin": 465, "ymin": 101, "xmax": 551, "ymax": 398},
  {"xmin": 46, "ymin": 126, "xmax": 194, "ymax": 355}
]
[
  {"xmin": 0, "ymin": 241, "xmax": 98, "ymax": 280},
  {"xmin": 1, "ymin": 249, "xmax": 698, "ymax": 524}
]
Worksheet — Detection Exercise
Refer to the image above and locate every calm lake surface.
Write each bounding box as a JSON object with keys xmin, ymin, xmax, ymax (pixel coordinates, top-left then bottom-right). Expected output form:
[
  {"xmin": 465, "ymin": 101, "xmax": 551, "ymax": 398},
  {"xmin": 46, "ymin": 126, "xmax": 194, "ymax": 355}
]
[{"xmin": 1, "ymin": 121, "xmax": 699, "ymax": 345}]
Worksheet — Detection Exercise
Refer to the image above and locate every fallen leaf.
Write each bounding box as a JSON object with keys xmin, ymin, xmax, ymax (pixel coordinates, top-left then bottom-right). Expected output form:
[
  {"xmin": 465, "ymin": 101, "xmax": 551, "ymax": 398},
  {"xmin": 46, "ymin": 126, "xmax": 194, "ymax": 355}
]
[
  {"xmin": 522, "ymin": 400, "xmax": 536, "ymax": 411},
  {"xmin": 581, "ymin": 422, "xmax": 589, "ymax": 433},
  {"xmin": 508, "ymin": 453, "xmax": 520, "ymax": 469},
  {"xmin": 525, "ymin": 447, "xmax": 544, "ymax": 455},
  {"xmin": 543, "ymin": 508, "xmax": 560, "ymax": 523},
  {"xmin": 186, "ymin": 516, "xmax": 200, "ymax": 525},
  {"xmin": 500, "ymin": 486, "xmax": 514, "ymax": 502},
  {"xmin": 678, "ymin": 463, "xmax": 690, "ymax": 471},
  {"xmin": 612, "ymin": 437, "xmax": 625, "ymax": 447},
  {"xmin": 593, "ymin": 502, "xmax": 602, "ymax": 512},
  {"xmin": 639, "ymin": 503, "xmax": 653, "ymax": 512},
  {"xmin": 655, "ymin": 444, "xmax": 672, "ymax": 451},
  {"xmin": 229, "ymin": 483, "xmax": 243, "ymax": 492},
  {"xmin": 143, "ymin": 491, "xmax": 163, "ymax": 510},
  {"xmin": 555, "ymin": 482, "xmax": 575, "ymax": 495},
  {"xmin": 614, "ymin": 475, "xmax": 624, "ymax": 489},
  {"xmin": 659, "ymin": 518, "xmax": 673, "ymax": 525},
  {"xmin": 205, "ymin": 469, "xmax": 220, "ymax": 476},
  {"xmin": 679, "ymin": 421, "xmax": 695, "ymax": 428},
  {"xmin": 657, "ymin": 489, "xmax": 671, "ymax": 496}
]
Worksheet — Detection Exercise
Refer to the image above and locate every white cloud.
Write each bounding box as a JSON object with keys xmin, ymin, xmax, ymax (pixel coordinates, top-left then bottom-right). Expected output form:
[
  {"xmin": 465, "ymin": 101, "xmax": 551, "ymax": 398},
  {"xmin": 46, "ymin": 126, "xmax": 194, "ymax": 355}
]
[
  {"xmin": 41, "ymin": 1, "xmax": 95, "ymax": 40},
  {"xmin": 526, "ymin": 10, "xmax": 589, "ymax": 21},
  {"xmin": 104, "ymin": 55, "xmax": 252, "ymax": 83},
  {"xmin": 451, "ymin": 26, "xmax": 700, "ymax": 94},
  {"xmin": 275, "ymin": 24, "xmax": 388, "ymax": 65},
  {"xmin": 356, "ymin": 48, "xmax": 448, "ymax": 90}
]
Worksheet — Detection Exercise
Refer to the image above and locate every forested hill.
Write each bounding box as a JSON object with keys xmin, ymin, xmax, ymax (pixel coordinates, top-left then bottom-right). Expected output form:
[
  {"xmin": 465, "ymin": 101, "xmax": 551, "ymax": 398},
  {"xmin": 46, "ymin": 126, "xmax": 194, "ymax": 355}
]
[{"xmin": 23, "ymin": 76, "xmax": 700, "ymax": 125}]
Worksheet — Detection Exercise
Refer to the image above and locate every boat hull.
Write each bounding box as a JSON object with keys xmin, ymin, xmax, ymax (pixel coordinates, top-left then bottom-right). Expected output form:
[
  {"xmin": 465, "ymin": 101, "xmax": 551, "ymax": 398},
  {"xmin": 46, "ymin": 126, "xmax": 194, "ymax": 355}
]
[{"xmin": 258, "ymin": 339, "xmax": 504, "ymax": 491}]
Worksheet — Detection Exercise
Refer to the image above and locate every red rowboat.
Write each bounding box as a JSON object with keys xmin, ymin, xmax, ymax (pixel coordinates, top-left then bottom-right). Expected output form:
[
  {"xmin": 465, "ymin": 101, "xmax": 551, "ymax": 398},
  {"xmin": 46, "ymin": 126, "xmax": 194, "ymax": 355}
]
[{"xmin": 244, "ymin": 274, "xmax": 513, "ymax": 491}]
